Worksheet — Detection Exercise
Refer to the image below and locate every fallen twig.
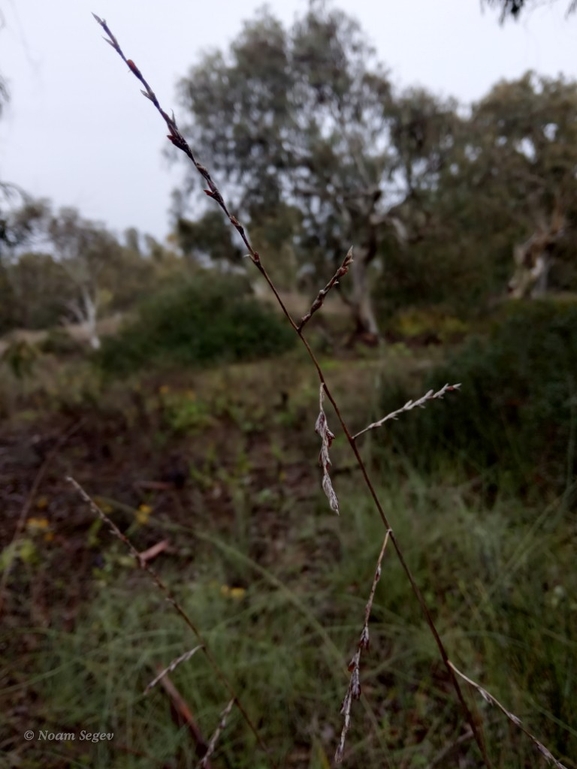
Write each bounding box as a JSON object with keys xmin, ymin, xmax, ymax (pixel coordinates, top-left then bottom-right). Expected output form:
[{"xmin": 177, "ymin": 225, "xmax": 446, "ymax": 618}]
[
  {"xmin": 157, "ymin": 670, "xmax": 213, "ymax": 768},
  {"xmin": 138, "ymin": 539, "xmax": 169, "ymax": 567}
]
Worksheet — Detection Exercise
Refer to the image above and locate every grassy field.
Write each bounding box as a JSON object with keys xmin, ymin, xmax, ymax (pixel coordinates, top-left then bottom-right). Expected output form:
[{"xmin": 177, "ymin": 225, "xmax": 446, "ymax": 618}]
[{"xmin": 0, "ymin": 336, "xmax": 575, "ymax": 768}]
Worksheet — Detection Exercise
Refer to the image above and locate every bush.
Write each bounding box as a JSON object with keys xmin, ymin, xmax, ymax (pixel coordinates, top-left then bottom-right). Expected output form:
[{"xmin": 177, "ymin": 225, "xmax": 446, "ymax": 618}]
[
  {"xmin": 386, "ymin": 307, "xmax": 470, "ymax": 346},
  {"xmin": 38, "ymin": 328, "xmax": 84, "ymax": 357},
  {"xmin": 97, "ymin": 272, "xmax": 296, "ymax": 375},
  {"xmin": 377, "ymin": 299, "xmax": 577, "ymax": 501}
]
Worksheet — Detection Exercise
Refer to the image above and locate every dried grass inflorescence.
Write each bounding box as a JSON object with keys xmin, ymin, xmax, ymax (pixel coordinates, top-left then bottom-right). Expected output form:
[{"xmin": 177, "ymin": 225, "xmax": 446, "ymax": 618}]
[
  {"xmin": 298, "ymin": 247, "xmax": 354, "ymax": 331},
  {"xmin": 144, "ymin": 645, "xmax": 203, "ymax": 695},
  {"xmin": 199, "ymin": 699, "xmax": 235, "ymax": 769},
  {"xmin": 335, "ymin": 530, "xmax": 391, "ymax": 764},
  {"xmin": 315, "ymin": 383, "xmax": 339, "ymax": 515},
  {"xmin": 353, "ymin": 382, "xmax": 461, "ymax": 440},
  {"xmin": 86, "ymin": 15, "xmax": 569, "ymax": 769}
]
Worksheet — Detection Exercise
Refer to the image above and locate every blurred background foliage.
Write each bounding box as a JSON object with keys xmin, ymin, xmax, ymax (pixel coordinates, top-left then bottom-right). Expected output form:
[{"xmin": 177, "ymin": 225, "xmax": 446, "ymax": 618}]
[
  {"xmin": 97, "ymin": 273, "xmax": 296, "ymax": 376},
  {"xmin": 1, "ymin": 6, "xmax": 577, "ymax": 346},
  {"xmin": 377, "ymin": 299, "xmax": 577, "ymax": 503}
]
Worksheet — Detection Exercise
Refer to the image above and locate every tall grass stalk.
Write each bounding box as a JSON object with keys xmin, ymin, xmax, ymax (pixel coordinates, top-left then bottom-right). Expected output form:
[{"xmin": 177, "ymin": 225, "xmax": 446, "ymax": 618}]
[
  {"xmin": 67, "ymin": 476, "xmax": 270, "ymax": 761},
  {"xmin": 82, "ymin": 13, "xmax": 571, "ymax": 768}
]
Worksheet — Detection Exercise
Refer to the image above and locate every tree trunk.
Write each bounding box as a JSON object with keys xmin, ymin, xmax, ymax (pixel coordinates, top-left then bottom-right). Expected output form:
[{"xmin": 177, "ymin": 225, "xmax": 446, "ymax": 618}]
[
  {"xmin": 82, "ymin": 289, "xmax": 101, "ymax": 350},
  {"xmin": 509, "ymin": 239, "xmax": 553, "ymax": 299},
  {"xmin": 67, "ymin": 288, "xmax": 100, "ymax": 349},
  {"xmin": 509, "ymin": 205, "xmax": 564, "ymax": 299},
  {"xmin": 530, "ymin": 253, "xmax": 551, "ymax": 297},
  {"xmin": 348, "ymin": 244, "xmax": 380, "ymax": 345}
]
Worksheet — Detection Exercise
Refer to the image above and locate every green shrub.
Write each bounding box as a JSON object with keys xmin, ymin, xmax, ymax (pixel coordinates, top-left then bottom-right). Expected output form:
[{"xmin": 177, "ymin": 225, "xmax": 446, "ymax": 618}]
[
  {"xmin": 0, "ymin": 339, "xmax": 39, "ymax": 380},
  {"xmin": 377, "ymin": 299, "xmax": 577, "ymax": 501},
  {"xmin": 97, "ymin": 272, "xmax": 296, "ymax": 375},
  {"xmin": 38, "ymin": 327, "xmax": 84, "ymax": 357},
  {"xmin": 387, "ymin": 307, "xmax": 470, "ymax": 345}
]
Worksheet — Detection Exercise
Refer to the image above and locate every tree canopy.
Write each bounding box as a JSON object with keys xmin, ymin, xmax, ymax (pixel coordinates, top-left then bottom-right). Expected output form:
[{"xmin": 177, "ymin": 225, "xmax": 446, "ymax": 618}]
[
  {"xmin": 172, "ymin": 1, "xmax": 460, "ymax": 338},
  {"xmin": 2, "ymin": 1, "xmax": 577, "ymax": 345},
  {"xmin": 170, "ymin": 2, "xmax": 577, "ymax": 337}
]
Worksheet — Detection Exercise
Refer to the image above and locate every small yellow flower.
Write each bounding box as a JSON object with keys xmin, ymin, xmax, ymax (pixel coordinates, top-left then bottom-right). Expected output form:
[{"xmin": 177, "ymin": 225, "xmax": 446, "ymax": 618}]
[
  {"xmin": 35, "ymin": 496, "xmax": 49, "ymax": 510},
  {"xmin": 27, "ymin": 517, "xmax": 50, "ymax": 533},
  {"xmin": 159, "ymin": 385, "xmax": 170, "ymax": 394},
  {"xmin": 220, "ymin": 584, "xmax": 246, "ymax": 600},
  {"xmin": 135, "ymin": 504, "xmax": 153, "ymax": 525},
  {"xmin": 44, "ymin": 531, "xmax": 55, "ymax": 543}
]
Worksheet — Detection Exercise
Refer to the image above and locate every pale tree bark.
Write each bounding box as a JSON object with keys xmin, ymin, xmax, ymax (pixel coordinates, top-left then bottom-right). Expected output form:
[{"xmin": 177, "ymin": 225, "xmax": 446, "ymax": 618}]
[
  {"xmin": 508, "ymin": 206, "xmax": 565, "ymax": 299},
  {"xmin": 349, "ymin": 244, "xmax": 380, "ymax": 342},
  {"xmin": 66, "ymin": 286, "xmax": 100, "ymax": 349},
  {"xmin": 48, "ymin": 207, "xmax": 119, "ymax": 350},
  {"xmin": 342, "ymin": 211, "xmax": 408, "ymax": 344},
  {"xmin": 531, "ymin": 254, "xmax": 551, "ymax": 297}
]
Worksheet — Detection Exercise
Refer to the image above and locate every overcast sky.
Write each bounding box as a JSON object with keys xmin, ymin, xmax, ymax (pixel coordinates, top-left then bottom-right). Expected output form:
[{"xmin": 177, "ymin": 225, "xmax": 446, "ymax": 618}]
[{"xmin": 0, "ymin": 0, "xmax": 575, "ymax": 242}]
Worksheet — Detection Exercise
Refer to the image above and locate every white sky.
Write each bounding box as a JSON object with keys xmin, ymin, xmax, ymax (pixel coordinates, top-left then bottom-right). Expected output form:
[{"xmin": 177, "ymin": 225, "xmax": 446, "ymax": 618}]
[{"xmin": 0, "ymin": 0, "xmax": 575, "ymax": 242}]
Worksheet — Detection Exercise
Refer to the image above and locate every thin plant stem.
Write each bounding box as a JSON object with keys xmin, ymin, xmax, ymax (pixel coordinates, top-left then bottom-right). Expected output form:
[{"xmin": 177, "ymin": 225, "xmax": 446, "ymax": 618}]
[
  {"xmin": 67, "ymin": 476, "xmax": 273, "ymax": 763},
  {"xmin": 448, "ymin": 660, "xmax": 569, "ymax": 769},
  {"xmin": 336, "ymin": 529, "xmax": 391, "ymax": 764},
  {"xmin": 92, "ymin": 17, "xmax": 491, "ymax": 766}
]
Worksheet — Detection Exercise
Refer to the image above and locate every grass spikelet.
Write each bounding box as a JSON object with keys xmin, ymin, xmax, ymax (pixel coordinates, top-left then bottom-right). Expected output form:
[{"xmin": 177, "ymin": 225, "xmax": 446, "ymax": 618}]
[
  {"xmin": 335, "ymin": 530, "xmax": 391, "ymax": 763},
  {"xmin": 144, "ymin": 645, "xmax": 203, "ymax": 694},
  {"xmin": 199, "ymin": 699, "xmax": 235, "ymax": 768},
  {"xmin": 315, "ymin": 383, "xmax": 339, "ymax": 514}
]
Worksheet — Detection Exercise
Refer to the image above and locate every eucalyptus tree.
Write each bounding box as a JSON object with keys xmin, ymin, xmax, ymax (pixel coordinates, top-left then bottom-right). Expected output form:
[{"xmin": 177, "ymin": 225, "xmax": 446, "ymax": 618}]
[
  {"xmin": 172, "ymin": 1, "xmax": 458, "ymax": 339},
  {"xmin": 372, "ymin": 71, "xmax": 577, "ymax": 313},
  {"xmin": 48, "ymin": 208, "xmax": 123, "ymax": 349},
  {"xmin": 461, "ymin": 73, "xmax": 577, "ymax": 297}
]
